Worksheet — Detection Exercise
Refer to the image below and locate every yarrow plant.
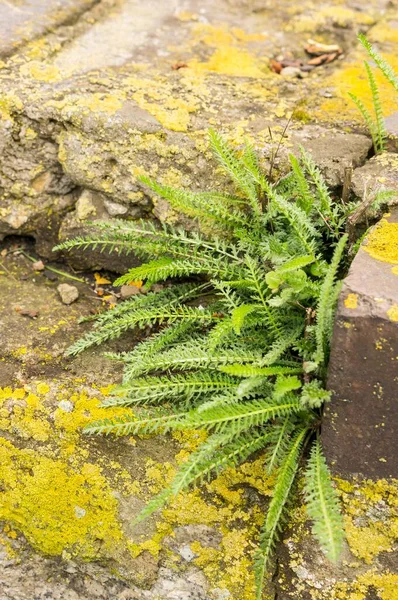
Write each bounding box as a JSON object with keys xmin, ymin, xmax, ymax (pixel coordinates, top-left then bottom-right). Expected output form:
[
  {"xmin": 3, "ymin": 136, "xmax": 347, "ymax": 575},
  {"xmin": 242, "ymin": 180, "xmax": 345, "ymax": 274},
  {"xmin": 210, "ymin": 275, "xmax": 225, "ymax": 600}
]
[
  {"xmin": 349, "ymin": 34, "xmax": 398, "ymax": 154},
  {"xmin": 55, "ymin": 130, "xmax": 352, "ymax": 598}
]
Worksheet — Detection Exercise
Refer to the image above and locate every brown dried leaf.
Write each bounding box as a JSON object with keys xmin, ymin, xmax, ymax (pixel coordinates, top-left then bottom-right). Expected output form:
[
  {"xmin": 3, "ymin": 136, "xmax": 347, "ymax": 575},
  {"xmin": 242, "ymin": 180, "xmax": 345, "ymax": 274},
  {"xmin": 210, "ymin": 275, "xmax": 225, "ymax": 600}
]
[
  {"xmin": 172, "ymin": 62, "xmax": 189, "ymax": 70},
  {"xmin": 325, "ymin": 52, "xmax": 339, "ymax": 64},
  {"xmin": 307, "ymin": 54, "xmax": 329, "ymax": 66},
  {"xmin": 305, "ymin": 39, "xmax": 342, "ymax": 56},
  {"xmin": 15, "ymin": 307, "xmax": 39, "ymax": 319},
  {"xmin": 270, "ymin": 59, "xmax": 283, "ymax": 74}
]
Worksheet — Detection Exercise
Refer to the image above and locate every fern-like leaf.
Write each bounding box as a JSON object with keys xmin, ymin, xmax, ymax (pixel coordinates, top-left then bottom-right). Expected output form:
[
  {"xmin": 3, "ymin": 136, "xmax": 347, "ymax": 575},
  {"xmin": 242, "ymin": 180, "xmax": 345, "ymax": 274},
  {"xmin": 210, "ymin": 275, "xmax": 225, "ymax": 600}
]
[
  {"xmin": 255, "ymin": 427, "xmax": 308, "ymax": 599},
  {"xmin": 304, "ymin": 439, "xmax": 345, "ymax": 562},
  {"xmin": 184, "ymin": 396, "xmax": 301, "ymax": 434},
  {"xmin": 314, "ymin": 234, "xmax": 348, "ymax": 365},
  {"xmin": 348, "ymin": 92, "xmax": 379, "ymax": 152},
  {"xmin": 218, "ymin": 364, "xmax": 302, "ymax": 377},
  {"xmin": 209, "ymin": 128, "xmax": 262, "ymax": 218},
  {"xmin": 231, "ymin": 304, "xmax": 258, "ymax": 334},
  {"xmin": 358, "ymin": 33, "xmax": 398, "ymax": 91},
  {"xmin": 364, "ymin": 61, "xmax": 387, "ymax": 153},
  {"xmin": 289, "ymin": 154, "xmax": 314, "ymax": 214},
  {"xmin": 101, "ymin": 372, "xmax": 238, "ymax": 407},
  {"xmin": 134, "ymin": 428, "xmax": 273, "ymax": 523}
]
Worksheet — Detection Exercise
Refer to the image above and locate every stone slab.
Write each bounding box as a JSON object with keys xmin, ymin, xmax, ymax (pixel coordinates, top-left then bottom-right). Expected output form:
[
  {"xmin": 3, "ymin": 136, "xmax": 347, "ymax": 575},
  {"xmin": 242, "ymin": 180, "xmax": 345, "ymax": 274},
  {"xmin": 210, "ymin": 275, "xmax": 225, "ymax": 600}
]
[
  {"xmin": 322, "ymin": 208, "xmax": 398, "ymax": 479},
  {"xmin": 0, "ymin": 0, "xmax": 393, "ymax": 270},
  {"xmin": 0, "ymin": 246, "xmax": 274, "ymax": 600},
  {"xmin": 0, "ymin": 0, "xmax": 99, "ymax": 58},
  {"xmin": 291, "ymin": 126, "xmax": 372, "ymax": 187},
  {"xmin": 352, "ymin": 151, "xmax": 398, "ymax": 205}
]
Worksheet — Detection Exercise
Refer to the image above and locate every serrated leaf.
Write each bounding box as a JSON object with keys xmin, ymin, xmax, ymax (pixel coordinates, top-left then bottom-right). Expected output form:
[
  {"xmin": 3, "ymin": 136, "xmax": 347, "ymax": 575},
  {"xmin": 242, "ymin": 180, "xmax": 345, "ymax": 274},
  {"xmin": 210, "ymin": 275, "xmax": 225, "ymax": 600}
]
[
  {"xmin": 276, "ymin": 254, "xmax": 315, "ymax": 273},
  {"xmin": 218, "ymin": 364, "xmax": 303, "ymax": 377},
  {"xmin": 304, "ymin": 439, "xmax": 345, "ymax": 562},
  {"xmin": 274, "ymin": 376, "xmax": 302, "ymax": 399},
  {"xmin": 231, "ymin": 304, "xmax": 257, "ymax": 334}
]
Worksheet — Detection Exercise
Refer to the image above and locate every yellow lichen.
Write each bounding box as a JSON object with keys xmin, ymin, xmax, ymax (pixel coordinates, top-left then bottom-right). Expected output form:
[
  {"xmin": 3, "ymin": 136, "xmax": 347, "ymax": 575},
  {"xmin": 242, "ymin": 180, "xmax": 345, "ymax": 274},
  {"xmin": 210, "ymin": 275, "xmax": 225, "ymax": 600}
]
[
  {"xmin": 338, "ymin": 478, "xmax": 398, "ymax": 564},
  {"xmin": 191, "ymin": 46, "xmax": 266, "ymax": 78},
  {"xmin": 364, "ymin": 218, "xmax": 398, "ymax": 264},
  {"xmin": 133, "ymin": 445, "xmax": 277, "ymax": 599},
  {"xmin": 0, "ymin": 438, "xmax": 123, "ymax": 556},
  {"xmin": 0, "ymin": 384, "xmax": 138, "ymax": 562},
  {"xmin": 25, "ymin": 127, "xmax": 37, "ymax": 140},
  {"xmin": 344, "ymin": 293, "xmax": 358, "ymax": 309},
  {"xmin": 19, "ymin": 61, "xmax": 61, "ymax": 82},
  {"xmin": 387, "ymin": 305, "xmax": 398, "ymax": 322},
  {"xmin": 0, "ymin": 92, "xmax": 24, "ymax": 121},
  {"xmin": 317, "ymin": 45, "xmax": 398, "ymax": 123},
  {"xmin": 175, "ymin": 10, "xmax": 199, "ymax": 22},
  {"xmin": 334, "ymin": 572, "xmax": 398, "ymax": 600}
]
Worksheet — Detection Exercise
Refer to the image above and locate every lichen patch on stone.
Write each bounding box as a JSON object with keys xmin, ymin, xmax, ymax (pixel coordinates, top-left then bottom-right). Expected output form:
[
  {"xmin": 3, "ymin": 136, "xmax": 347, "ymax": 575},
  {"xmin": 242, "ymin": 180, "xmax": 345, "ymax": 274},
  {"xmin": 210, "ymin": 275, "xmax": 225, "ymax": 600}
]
[
  {"xmin": 364, "ymin": 218, "xmax": 398, "ymax": 265},
  {"xmin": 387, "ymin": 304, "xmax": 398, "ymax": 322},
  {"xmin": 344, "ymin": 293, "xmax": 358, "ymax": 309}
]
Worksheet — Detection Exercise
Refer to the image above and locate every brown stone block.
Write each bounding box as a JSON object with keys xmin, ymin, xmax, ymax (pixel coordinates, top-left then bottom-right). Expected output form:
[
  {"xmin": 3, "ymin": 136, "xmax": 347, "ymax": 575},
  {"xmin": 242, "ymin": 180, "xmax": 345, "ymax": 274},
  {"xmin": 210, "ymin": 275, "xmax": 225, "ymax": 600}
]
[{"xmin": 322, "ymin": 209, "xmax": 398, "ymax": 479}]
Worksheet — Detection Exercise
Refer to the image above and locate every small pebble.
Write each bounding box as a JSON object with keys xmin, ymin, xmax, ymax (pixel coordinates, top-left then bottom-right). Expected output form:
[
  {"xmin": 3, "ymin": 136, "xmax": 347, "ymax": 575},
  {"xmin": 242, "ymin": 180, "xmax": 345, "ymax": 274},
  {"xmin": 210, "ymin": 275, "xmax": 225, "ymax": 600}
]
[
  {"xmin": 43, "ymin": 269, "xmax": 58, "ymax": 281},
  {"xmin": 74, "ymin": 506, "xmax": 86, "ymax": 519},
  {"xmin": 32, "ymin": 260, "xmax": 45, "ymax": 271},
  {"xmin": 58, "ymin": 400, "xmax": 74, "ymax": 413},
  {"xmin": 280, "ymin": 66, "xmax": 302, "ymax": 78},
  {"xmin": 57, "ymin": 283, "xmax": 79, "ymax": 305},
  {"xmin": 120, "ymin": 284, "xmax": 141, "ymax": 298},
  {"xmin": 178, "ymin": 544, "xmax": 197, "ymax": 562}
]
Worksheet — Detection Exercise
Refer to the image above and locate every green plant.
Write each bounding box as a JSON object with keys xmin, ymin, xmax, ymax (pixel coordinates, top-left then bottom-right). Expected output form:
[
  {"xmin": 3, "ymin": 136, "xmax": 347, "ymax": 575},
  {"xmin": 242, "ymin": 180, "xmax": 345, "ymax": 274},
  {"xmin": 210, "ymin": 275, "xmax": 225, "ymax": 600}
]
[
  {"xmin": 349, "ymin": 34, "xmax": 398, "ymax": 154},
  {"xmin": 55, "ymin": 131, "xmax": 351, "ymax": 598}
]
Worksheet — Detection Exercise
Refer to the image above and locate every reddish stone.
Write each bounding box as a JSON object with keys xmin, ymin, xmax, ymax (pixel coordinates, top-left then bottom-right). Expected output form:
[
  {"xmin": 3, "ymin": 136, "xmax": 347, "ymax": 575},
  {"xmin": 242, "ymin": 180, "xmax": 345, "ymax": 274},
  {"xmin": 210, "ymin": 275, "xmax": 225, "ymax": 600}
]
[{"xmin": 322, "ymin": 209, "xmax": 398, "ymax": 479}]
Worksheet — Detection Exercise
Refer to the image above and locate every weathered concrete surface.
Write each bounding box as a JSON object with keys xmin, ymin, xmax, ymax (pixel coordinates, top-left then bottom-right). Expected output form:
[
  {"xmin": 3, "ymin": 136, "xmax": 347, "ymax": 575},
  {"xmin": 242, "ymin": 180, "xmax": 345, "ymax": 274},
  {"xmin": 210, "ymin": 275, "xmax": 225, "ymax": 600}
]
[
  {"xmin": 322, "ymin": 208, "xmax": 398, "ymax": 479},
  {"xmin": 0, "ymin": 246, "xmax": 275, "ymax": 600},
  {"xmin": 0, "ymin": 0, "xmax": 396, "ymax": 269},
  {"xmin": 0, "ymin": 0, "xmax": 99, "ymax": 58}
]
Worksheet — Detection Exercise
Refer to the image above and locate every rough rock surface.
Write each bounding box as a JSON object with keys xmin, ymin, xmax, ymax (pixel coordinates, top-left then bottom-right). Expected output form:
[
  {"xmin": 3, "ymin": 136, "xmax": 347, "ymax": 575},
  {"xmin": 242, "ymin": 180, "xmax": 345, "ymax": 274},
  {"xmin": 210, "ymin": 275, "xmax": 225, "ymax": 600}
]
[
  {"xmin": 292, "ymin": 127, "xmax": 372, "ymax": 187},
  {"xmin": 352, "ymin": 152, "xmax": 398, "ymax": 204},
  {"xmin": 1, "ymin": 0, "xmax": 395, "ymax": 269},
  {"xmin": 1, "ymin": 1, "xmax": 398, "ymax": 598},
  {"xmin": 58, "ymin": 282, "xmax": 80, "ymax": 304},
  {"xmin": 0, "ymin": 247, "xmax": 275, "ymax": 600},
  {"xmin": 274, "ymin": 475, "xmax": 398, "ymax": 599},
  {"xmin": 0, "ymin": 0, "xmax": 99, "ymax": 58}
]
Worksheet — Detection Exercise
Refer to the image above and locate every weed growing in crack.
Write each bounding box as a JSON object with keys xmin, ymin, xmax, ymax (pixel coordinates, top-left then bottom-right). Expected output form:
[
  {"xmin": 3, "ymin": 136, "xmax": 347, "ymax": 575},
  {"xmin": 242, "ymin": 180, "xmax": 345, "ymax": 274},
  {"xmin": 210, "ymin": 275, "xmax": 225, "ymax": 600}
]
[{"xmin": 55, "ymin": 130, "xmax": 357, "ymax": 598}]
